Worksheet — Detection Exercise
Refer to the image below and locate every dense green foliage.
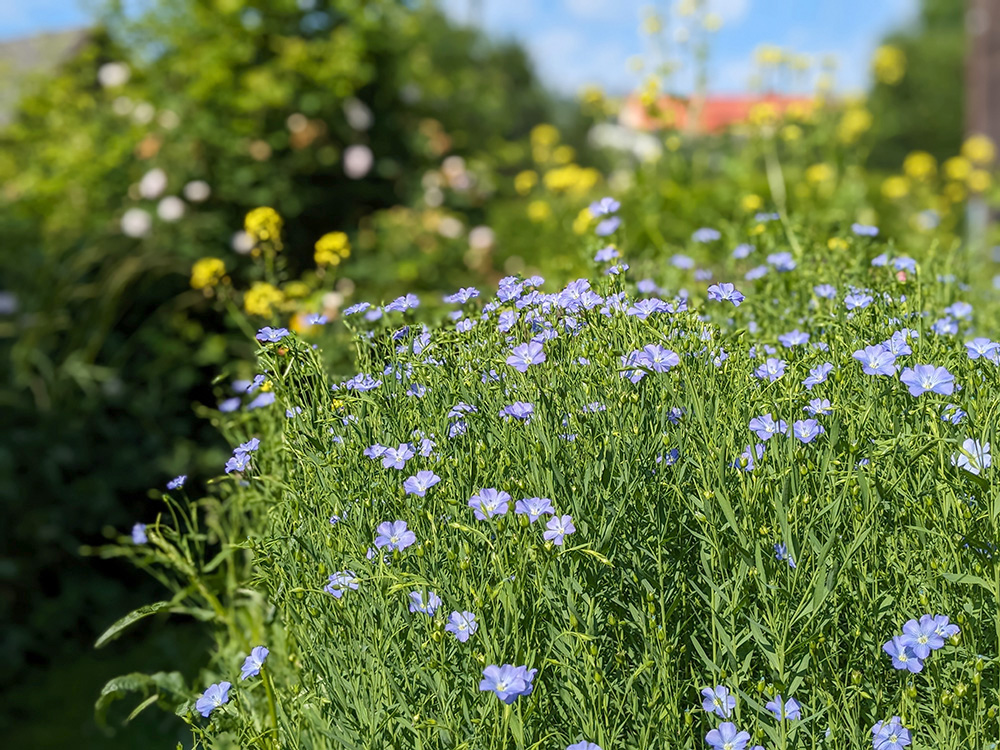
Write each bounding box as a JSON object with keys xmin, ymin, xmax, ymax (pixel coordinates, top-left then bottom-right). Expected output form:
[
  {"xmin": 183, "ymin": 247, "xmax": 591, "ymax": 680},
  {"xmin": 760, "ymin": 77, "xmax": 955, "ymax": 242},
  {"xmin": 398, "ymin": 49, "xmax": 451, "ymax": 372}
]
[
  {"xmin": 0, "ymin": 0, "xmax": 557, "ymax": 702},
  {"xmin": 867, "ymin": 0, "xmax": 965, "ymax": 168}
]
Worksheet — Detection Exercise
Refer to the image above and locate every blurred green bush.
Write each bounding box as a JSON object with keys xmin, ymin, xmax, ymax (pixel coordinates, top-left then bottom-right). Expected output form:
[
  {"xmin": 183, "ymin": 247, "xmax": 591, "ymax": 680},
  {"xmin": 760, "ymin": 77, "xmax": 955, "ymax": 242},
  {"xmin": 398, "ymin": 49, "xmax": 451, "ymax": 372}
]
[{"xmin": 0, "ymin": 0, "xmax": 562, "ymax": 708}]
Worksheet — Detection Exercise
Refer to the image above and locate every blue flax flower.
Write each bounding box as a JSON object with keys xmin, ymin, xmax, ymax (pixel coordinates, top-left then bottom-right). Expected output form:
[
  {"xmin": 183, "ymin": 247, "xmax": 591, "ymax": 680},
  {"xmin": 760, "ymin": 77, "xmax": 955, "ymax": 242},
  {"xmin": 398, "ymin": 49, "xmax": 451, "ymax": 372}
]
[
  {"xmin": 567, "ymin": 743, "xmax": 602, "ymax": 750},
  {"xmin": 594, "ymin": 246, "xmax": 619, "ymax": 262},
  {"xmin": 853, "ymin": 344, "xmax": 896, "ymax": 375},
  {"xmin": 778, "ymin": 330, "xmax": 810, "ymax": 348},
  {"xmin": 692, "ymin": 227, "xmax": 721, "ymax": 242},
  {"xmin": 500, "ymin": 402, "xmax": 534, "ymax": 422},
  {"xmin": 515, "ymin": 497, "xmax": 555, "ymax": 522},
  {"xmin": 506, "ymin": 342, "xmax": 546, "ymax": 372},
  {"xmin": 883, "ymin": 636, "xmax": 923, "ymax": 673},
  {"xmin": 852, "ymin": 223, "xmax": 879, "ymax": 237},
  {"xmin": 167, "ymin": 475, "xmax": 186, "ymax": 490},
  {"xmin": 754, "ymin": 358, "xmax": 786, "ymax": 382},
  {"xmin": 950, "ymin": 438, "xmax": 991, "ymax": 475},
  {"xmin": 707, "ymin": 282, "xmax": 745, "ymax": 306},
  {"xmin": 469, "ymin": 489, "xmax": 510, "ymax": 520},
  {"xmin": 803, "ymin": 362, "xmax": 834, "ymax": 390},
  {"xmin": 324, "ymin": 571, "xmax": 359, "ymax": 598},
  {"xmin": 444, "ymin": 611, "xmax": 478, "ymax": 642},
  {"xmin": 381, "ymin": 443, "xmax": 415, "ymax": 470},
  {"xmin": 544, "ymin": 514, "xmax": 575, "ymax": 545},
  {"xmin": 479, "ymin": 664, "xmax": 536, "ymax": 704},
  {"xmin": 872, "ymin": 716, "xmax": 911, "ymax": 750},
  {"xmin": 700, "ymin": 685, "xmax": 735, "ymax": 718},
  {"xmin": 595, "ymin": 217, "xmax": 621, "ymax": 236},
  {"xmin": 793, "ymin": 419, "xmax": 825, "ymax": 444},
  {"xmin": 749, "ymin": 414, "xmax": 787, "ymax": 441},
  {"xmin": 131, "ymin": 523, "xmax": 148, "ymax": 544},
  {"xmin": 240, "ymin": 646, "xmax": 269, "ymax": 680},
  {"xmin": 195, "ymin": 681, "xmax": 231, "ymax": 718},
  {"xmin": 901, "ymin": 616, "xmax": 945, "ymax": 659},
  {"xmin": 804, "ymin": 398, "xmax": 832, "ymax": 416},
  {"xmin": 966, "ymin": 337, "xmax": 999, "ymax": 361},
  {"xmin": 774, "ymin": 543, "xmax": 796, "ymax": 569},
  {"xmin": 374, "ymin": 520, "xmax": 416, "ymax": 552},
  {"xmin": 256, "ymin": 326, "xmax": 290, "ymax": 343},
  {"xmin": 899, "ymin": 365, "xmax": 955, "ymax": 396},
  {"xmin": 705, "ymin": 722, "xmax": 751, "ymax": 750},
  {"xmin": 404, "ymin": 471, "xmax": 441, "ymax": 497},
  {"xmin": 408, "ymin": 590, "xmax": 442, "ymax": 616},
  {"xmin": 766, "ymin": 695, "xmax": 802, "ymax": 720},
  {"xmin": 589, "ymin": 197, "xmax": 620, "ymax": 216}
]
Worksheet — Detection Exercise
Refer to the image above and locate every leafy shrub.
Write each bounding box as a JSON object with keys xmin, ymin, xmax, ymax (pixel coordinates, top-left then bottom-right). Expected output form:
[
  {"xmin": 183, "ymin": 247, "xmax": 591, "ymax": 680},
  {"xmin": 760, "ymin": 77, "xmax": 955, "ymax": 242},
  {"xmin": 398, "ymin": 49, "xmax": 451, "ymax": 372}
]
[{"xmin": 104, "ymin": 207, "xmax": 999, "ymax": 748}]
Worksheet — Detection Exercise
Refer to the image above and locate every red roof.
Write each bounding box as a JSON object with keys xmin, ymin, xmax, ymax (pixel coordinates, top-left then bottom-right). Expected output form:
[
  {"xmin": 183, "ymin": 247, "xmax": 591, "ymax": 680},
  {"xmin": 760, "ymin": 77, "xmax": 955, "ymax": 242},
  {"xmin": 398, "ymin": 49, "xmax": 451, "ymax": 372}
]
[{"xmin": 620, "ymin": 93, "xmax": 815, "ymax": 133}]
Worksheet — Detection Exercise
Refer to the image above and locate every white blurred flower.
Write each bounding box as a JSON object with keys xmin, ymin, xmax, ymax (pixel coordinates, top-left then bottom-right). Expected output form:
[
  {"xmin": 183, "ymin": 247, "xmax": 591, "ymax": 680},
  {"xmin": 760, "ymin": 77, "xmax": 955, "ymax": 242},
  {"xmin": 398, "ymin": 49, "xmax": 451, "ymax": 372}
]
[
  {"xmin": 343, "ymin": 98, "xmax": 373, "ymax": 131},
  {"xmin": 112, "ymin": 96, "xmax": 134, "ymax": 116},
  {"xmin": 158, "ymin": 110, "xmax": 180, "ymax": 129},
  {"xmin": 469, "ymin": 225, "xmax": 495, "ymax": 252},
  {"xmin": 424, "ymin": 186, "xmax": 443, "ymax": 207},
  {"xmin": 157, "ymin": 196, "xmax": 185, "ymax": 222},
  {"xmin": 183, "ymin": 180, "xmax": 211, "ymax": 202},
  {"xmin": 121, "ymin": 208, "xmax": 152, "ymax": 238},
  {"xmin": 343, "ymin": 144, "xmax": 373, "ymax": 179},
  {"xmin": 438, "ymin": 216, "xmax": 463, "ymax": 239},
  {"xmin": 98, "ymin": 62, "xmax": 130, "ymax": 89},
  {"xmin": 132, "ymin": 102, "xmax": 155, "ymax": 125},
  {"xmin": 139, "ymin": 168, "xmax": 168, "ymax": 200},
  {"xmin": 0, "ymin": 291, "xmax": 19, "ymax": 315},
  {"xmin": 232, "ymin": 231, "xmax": 255, "ymax": 254}
]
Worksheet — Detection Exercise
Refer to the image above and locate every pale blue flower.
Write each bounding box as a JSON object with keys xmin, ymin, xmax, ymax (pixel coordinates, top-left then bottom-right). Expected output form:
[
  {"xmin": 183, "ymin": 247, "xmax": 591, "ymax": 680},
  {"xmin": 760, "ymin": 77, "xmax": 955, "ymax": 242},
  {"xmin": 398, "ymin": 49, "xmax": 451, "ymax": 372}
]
[{"xmin": 240, "ymin": 646, "xmax": 269, "ymax": 680}]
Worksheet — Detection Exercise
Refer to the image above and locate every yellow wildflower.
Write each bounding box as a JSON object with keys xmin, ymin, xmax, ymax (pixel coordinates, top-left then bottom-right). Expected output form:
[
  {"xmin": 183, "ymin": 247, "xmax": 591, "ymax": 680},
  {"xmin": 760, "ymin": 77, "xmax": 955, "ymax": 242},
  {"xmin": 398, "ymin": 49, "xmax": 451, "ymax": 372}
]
[
  {"xmin": 553, "ymin": 145, "xmax": 576, "ymax": 165},
  {"xmin": 944, "ymin": 156, "xmax": 971, "ymax": 182},
  {"xmin": 749, "ymin": 102, "xmax": 779, "ymax": 127},
  {"xmin": 881, "ymin": 176, "xmax": 910, "ymax": 200},
  {"xmin": 244, "ymin": 281, "xmax": 284, "ymax": 317},
  {"xmin": 527, "ymin": 200, "xmax": 551, "ymax": 222},
  {"xmin": 514, "ymin": 170, "xmax": 538, "ymax": 195},
  {"xmin": 828, "ymin": 237, "xmax": 849, "ymax": 251},
  {"xmin": 190, "ymin": 257, "xmax": 226, "ymax": 290},
  {"xmin": 968, "ymin": 170, "xmax": 992, "ymax": 193},
  {"xmin": 741, "ymin": 194, "xmax": 763, "ymax": 212},
  {"xmin": 283, "ymin": 281, "xmax": 311, "ymax": 299},
  {"xmin": 944, "ymin": 182, "xmax": 966, "ymax": 203},
  {"xmin": 530, "ymin": 124, "xmax": 560, "ymax": 148},
  {"xmin": 806, "ymin": 163, "xmax": 835, "ymax": 184},
  {"xmin": 962, "ymin": 134, "xmax": 996, "ymax": 165},
  {"xmin": 837, "ymin": 107, "xmax": 872, "ymax": 144},
  {"xmin": 314, "ymin": 231, "xmax": 351, "ymax": 266},
  {"xmin": 572, "ymin": 207, "xmax": 592, "ymax": 235},
  {"xmin": 244, "ymin": 206, "xmax": 283, "ymax": 243},
  {"xmin": 780, "ymin": 124, "xmax": 802, "ymax": 142},
  {"xmin": 755, "ymin": 45, "xmax": 783, "ymax": 66},
  {"xmin": 873, "ymin": 45, "xmax": 906, "ymax": 85},
  {"xmin": 903, "ymin": 151, "xmax": 936, "ymax": 180}
]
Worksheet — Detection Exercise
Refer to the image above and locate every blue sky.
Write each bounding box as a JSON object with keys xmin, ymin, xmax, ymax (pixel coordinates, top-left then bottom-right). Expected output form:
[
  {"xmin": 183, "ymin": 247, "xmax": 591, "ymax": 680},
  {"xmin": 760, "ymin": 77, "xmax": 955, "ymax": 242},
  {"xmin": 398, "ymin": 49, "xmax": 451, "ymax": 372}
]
[{"xmin": 2, "ymin": 0, "xmax": 919, "ymax": 95}]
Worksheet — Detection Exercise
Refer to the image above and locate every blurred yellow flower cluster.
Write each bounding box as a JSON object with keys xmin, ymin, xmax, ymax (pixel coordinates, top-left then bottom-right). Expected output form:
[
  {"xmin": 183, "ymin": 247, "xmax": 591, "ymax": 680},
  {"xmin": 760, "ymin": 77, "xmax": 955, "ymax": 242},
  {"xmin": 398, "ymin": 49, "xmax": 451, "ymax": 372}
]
[
  {"xmin": 543, "ymin": 164, "xmax": 600, "ymax": 195},
  {"xmin": 314, "ymin": 231, "xmax": 351, "ymax": 266},
  {"xmin": 873, "ymin": 45, "xmax": 906, "ymax": 85},
  {"xmin": 244, "ymin": 281, "xmax": 285, "ymax": 317},
  {"xmin": 244, "ymin": 206, "xmax": 283, "ymax": 244},
  {"xmin": 190, "ymin": 257, "xmax": 226, "ymax": 290},
  {"xmin": 837, "ymin": 105, "xmax": 872, "ymax": 144}
]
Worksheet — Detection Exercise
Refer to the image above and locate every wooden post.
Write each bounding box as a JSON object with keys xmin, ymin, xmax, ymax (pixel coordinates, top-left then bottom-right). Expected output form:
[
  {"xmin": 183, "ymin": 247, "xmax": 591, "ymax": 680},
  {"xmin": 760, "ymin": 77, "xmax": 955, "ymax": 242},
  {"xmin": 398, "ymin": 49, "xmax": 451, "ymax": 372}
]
[{"xmin": 966, "ymin": 0, "xmax": 1000, "ymax": 242}]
